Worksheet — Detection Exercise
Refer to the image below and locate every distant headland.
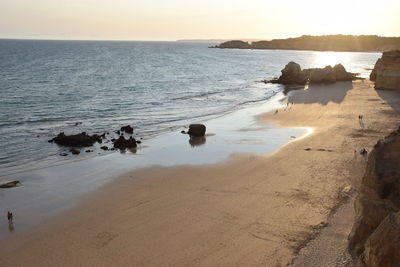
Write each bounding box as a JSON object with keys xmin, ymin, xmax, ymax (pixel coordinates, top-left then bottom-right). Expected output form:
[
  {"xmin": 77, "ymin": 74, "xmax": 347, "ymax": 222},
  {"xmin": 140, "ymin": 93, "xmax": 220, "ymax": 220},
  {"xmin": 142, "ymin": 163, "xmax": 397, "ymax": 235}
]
[
  {"xmin": 212, "ymin": 35, "xmax": 400, "ymax": 52},
  {"xmin": 176, "ymin": 39, "xmax": 262, "ymax": 43}
]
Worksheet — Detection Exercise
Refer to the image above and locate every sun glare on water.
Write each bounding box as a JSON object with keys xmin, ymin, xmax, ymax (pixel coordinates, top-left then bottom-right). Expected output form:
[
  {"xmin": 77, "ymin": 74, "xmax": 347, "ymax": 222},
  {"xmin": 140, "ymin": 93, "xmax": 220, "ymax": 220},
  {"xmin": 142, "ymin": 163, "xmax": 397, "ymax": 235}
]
[{"xmin": 312, "ymin": 52, "xmax": 353, "ymax": 68}]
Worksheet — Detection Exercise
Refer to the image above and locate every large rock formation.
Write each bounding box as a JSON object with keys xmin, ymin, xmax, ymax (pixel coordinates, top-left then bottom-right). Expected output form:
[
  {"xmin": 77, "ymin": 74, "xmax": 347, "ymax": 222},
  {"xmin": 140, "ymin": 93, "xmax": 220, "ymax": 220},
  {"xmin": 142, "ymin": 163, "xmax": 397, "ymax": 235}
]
[
  {"xmin": 271, "ymin": 62, "xmax": 355, "ymax": 85},
  {"xmin": 349, "ymin": 127, "xmax": 400, "ymax": 265},
  {"xmin": 359, "ymin": 211, "xmax": 400, "ymax": 267},
  {"xmin": 307, "ymin": 66, "xmax": 337, "ymax": 84},
  {"xmin": 370, "ymin": 50, "xmax": 400, "ymax": 90},
  {"xmin": 273, "ymin": 62, "xmax": 308, "ymax": 85}
]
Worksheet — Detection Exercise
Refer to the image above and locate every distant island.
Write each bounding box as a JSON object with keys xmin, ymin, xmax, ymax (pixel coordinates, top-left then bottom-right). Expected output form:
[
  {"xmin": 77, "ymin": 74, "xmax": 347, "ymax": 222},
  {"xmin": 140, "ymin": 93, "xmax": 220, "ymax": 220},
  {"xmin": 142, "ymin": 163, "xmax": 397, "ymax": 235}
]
[{"xmin": 212, "ymin": 35, "xmax": 400, "ymax": 52}]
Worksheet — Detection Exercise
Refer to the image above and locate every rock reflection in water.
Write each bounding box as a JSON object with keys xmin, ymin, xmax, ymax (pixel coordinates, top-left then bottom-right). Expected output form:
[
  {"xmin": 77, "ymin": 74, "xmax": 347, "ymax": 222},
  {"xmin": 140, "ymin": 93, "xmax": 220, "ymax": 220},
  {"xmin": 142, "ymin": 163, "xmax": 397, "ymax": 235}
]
[{"xmin": 189, "ymin": 136, "xmax": 206, "ymax": 147}]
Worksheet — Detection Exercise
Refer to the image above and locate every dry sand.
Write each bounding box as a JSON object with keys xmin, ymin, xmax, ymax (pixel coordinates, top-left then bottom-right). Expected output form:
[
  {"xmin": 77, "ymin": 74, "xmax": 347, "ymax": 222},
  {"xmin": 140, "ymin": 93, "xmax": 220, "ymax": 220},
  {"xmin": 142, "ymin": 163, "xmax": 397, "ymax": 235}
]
[{"xmin": 1, "ymin": 81, "xmax": 400, "ymax": 267}]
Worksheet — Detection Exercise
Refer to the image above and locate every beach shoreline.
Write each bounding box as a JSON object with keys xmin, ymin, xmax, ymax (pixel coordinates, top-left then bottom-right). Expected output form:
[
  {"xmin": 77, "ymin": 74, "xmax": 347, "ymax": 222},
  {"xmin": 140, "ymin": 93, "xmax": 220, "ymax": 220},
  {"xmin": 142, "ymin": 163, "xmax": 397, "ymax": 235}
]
[
  {"xmin": 1, "ymin": 80, "xmax": 400, "ymax": 266},
  {"xmin": 0, "ymin": 90, "xmax": 308, "ymax": 238}
]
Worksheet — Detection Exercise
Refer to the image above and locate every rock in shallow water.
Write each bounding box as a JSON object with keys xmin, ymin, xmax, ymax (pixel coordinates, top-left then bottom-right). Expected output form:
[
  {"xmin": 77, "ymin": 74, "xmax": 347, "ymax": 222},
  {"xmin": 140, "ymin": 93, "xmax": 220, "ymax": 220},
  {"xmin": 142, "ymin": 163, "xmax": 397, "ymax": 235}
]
[
  {"xmin": 188, "ymin": 124, "xmax": 206, "ymax": 137},
  {"xmin": 69, "ymin": 148, "xmax": 80, "ymax": 155},
  {"xmin": 120, "ymin": 125, "xmax": 134, "ymax": 134},
  {"xmin": 0, "ymin": 180, "xmax": 20, "ymax": 188},
  {"xmin": 113, "ymin": 136, "xmax": 137, "ymax": 149}
]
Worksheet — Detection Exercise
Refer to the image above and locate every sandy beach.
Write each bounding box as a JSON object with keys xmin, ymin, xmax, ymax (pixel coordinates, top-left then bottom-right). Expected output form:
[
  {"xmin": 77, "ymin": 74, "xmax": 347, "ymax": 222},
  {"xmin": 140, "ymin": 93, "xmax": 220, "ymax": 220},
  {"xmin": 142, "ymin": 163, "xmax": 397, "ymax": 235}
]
[{"xmin": 1, "ymin": 80, "xmax": 400, "ymax": 266}]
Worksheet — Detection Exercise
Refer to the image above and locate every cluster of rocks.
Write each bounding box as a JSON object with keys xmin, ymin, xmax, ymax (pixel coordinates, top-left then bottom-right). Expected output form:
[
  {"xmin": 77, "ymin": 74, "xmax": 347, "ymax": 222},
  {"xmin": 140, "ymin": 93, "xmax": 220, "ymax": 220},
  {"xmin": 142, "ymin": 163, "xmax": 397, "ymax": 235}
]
[
  {"xmin": 349, "ymin": 127, "xmax": 400, "ymax": 266},
  {"xmin": 113, "ymin": 136, "xmax": 137, "ymax": 150},
  {"xmin": 370, "ymin": 50, "xmax": 400, "ymax": 90},
  {"xmin": 48, "ymin": 132, "xmax": 104, "ymax": 147},
  {"xmin": 49, "ymin": 124, "xmax": 138, "ymax": 155},
  {"xmin": 269, "ymin": 62, "xmax": 357, "ymax": 85},
  {"xmin": 50, "ymin": 123, "xmax": 208, "ymax": 156}
]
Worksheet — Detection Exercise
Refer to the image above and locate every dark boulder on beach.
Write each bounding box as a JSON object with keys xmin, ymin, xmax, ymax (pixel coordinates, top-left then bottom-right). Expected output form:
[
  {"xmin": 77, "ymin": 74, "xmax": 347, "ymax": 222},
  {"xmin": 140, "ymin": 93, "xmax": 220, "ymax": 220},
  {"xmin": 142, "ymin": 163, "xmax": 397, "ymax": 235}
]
[
  {"xmin": 113, "ymin": 136, "xmax": 137, "ymax": 150},
  {"xmin": 49, "ymin": 132, "xmax": 102, "ymax": 147},
  {"xmin": 0, "ymin": 180, "xmax": 20, "ymax": 188},
  {"xmin": 120, "ymin": 125, "xmax": 134, "ymax": 134},
  {"xmin": 188, "ymin": 124, "xmax": 206, "ymax": 137}
]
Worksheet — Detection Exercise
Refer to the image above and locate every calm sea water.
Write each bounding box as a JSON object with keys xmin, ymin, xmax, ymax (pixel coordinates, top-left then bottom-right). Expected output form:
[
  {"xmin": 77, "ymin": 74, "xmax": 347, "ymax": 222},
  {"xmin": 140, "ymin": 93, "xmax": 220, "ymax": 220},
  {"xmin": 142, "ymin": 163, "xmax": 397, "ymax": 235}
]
[{"xmin": 0, "ymin": 40, "xmax": 380, "ymax": 176}]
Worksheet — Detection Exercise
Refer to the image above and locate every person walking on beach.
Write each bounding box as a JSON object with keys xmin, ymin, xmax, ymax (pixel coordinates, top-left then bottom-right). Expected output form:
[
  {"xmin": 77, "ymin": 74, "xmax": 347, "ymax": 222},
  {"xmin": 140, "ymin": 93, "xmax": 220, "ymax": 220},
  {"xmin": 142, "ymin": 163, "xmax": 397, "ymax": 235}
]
[{"xmin": 7, "ymin": 211, "xmax": 12, "ymax": 223}]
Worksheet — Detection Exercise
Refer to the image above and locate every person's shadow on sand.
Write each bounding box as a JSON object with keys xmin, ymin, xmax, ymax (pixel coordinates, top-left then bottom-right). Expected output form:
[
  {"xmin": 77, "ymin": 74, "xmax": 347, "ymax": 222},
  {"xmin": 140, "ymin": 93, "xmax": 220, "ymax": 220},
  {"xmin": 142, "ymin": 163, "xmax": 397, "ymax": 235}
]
[
  {"xmin": 286, "ymin": 81, "xmax": 353, "ymax": 105},
  {"xmin": 359, "ymin": 120, "xmax": 365, "ymax": 129},
  {"xmin": 8, "ymin": 221, "xmax": 14, "ymax": 232},
  {"xmin": 376, "ymin": 89, "xmax": 400, "ymax": 113}
]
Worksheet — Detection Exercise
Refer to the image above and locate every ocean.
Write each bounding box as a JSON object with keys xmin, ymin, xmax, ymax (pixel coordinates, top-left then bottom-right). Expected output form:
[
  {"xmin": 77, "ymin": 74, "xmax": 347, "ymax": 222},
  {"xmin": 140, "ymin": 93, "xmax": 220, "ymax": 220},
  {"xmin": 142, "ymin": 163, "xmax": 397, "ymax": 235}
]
[{"xmin": 0, "ymin": 39, "xmax": 380, "ymax": 177}]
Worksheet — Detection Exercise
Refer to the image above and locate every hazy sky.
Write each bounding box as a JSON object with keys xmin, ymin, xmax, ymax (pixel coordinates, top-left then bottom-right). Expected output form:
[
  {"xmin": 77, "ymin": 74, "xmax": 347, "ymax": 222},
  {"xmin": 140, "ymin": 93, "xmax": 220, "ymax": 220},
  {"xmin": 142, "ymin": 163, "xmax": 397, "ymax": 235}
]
[{"xmin": 1, "ymin": 0, "xmax": 399, "ymax": 40}]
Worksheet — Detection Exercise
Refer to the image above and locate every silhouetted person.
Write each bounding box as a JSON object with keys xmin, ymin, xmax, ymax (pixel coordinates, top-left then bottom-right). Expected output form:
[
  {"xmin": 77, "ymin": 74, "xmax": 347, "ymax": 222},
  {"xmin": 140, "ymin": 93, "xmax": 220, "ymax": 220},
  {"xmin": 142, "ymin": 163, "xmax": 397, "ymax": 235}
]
[{"xmin": 7, "ymin": 211, "xmax": 11, "ymax": 223}]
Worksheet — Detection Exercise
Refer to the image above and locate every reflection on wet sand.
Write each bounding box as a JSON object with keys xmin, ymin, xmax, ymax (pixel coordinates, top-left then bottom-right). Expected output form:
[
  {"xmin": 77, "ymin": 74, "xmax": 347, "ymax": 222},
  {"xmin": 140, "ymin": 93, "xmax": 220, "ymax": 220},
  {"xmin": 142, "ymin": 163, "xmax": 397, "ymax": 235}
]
[{"xmin": 189, "ymin": 136, "xmax": 206, "ymax": 147}]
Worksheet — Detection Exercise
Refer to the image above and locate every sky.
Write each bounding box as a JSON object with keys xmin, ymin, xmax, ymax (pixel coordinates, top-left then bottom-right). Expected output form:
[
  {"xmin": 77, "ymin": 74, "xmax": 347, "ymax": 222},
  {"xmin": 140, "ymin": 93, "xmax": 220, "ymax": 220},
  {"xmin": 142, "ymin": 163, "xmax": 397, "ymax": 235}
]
[{"xmin": 0, "ymin": 0, "xmax": 399, "ymax": 41}]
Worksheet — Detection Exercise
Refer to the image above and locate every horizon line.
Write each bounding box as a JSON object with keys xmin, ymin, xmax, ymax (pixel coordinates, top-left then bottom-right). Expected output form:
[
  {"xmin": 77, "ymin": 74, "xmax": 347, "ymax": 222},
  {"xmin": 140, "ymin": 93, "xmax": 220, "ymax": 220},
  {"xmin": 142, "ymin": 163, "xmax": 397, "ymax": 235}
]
[{"xmin": 1, "ymin": 33, "xmax": 400, "ymax": 43}]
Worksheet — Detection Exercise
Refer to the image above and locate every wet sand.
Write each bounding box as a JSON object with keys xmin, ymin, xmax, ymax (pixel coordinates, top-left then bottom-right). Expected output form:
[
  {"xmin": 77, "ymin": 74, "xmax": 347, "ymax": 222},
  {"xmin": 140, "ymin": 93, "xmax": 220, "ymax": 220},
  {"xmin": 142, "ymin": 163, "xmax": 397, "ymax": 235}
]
[{"xmin": 1, "ymin": 81, "xmax": 400, "ymax": 266}]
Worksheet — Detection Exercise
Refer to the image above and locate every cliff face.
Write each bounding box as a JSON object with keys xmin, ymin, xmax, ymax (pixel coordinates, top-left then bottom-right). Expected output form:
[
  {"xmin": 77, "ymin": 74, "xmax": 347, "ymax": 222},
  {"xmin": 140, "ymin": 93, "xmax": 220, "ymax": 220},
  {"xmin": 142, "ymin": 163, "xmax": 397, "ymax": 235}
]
[
  {"xmin": 349, "ymin": 127, "xmax": 400, "ymax": 266},
  {"xmin": 214, "ymin": 35, "xmax": 400, "ymax": 52},
  {"xmin": 370, "ymin": 50, "xmax": 400, "ymax": 90}
]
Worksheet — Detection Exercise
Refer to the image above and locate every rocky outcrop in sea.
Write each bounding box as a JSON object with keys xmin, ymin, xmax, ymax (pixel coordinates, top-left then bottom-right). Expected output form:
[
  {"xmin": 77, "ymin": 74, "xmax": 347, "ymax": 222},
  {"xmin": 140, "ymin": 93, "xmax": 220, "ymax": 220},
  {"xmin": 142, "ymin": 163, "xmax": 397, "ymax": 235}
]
[{"xmin": 269, "ymin": 62, "xmax": 356, "ymax": 85}]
